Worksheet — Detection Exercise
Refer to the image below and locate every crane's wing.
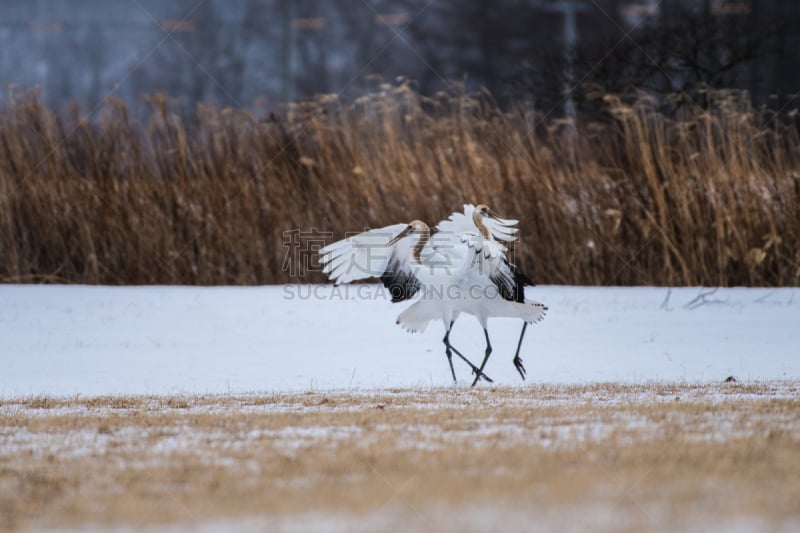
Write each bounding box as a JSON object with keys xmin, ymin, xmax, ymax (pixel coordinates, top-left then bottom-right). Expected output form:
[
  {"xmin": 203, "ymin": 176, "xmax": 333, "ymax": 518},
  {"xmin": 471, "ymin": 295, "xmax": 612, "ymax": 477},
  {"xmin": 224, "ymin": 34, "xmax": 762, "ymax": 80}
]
[
  {"xmin": 436, "ymin": 204, "xmax": 520, "ymax": 244},
  {"xmin": 434, "ymin": 205, "xmax": 476, "ymax": 236},
  {"xmin": 434, "ymin": 205, "xmax": 533, "ymax": 302},
  {"xmin": 430, "ymin": 229, "xmax": 530, "ymax": 300},
  {"xmin": 319, "ymin": 223, "xmax": 420, "ymax": 302},
  {"xmin": 435, "ymin": 204, "xmax": 512, "ymax": 261},
  {"xmin": 489, "ymin": 258, "xmax": 534, "ymax": 303},
  {"xmin": 466, "ymin": 203, "xmax": 520, "ymax": 243}
]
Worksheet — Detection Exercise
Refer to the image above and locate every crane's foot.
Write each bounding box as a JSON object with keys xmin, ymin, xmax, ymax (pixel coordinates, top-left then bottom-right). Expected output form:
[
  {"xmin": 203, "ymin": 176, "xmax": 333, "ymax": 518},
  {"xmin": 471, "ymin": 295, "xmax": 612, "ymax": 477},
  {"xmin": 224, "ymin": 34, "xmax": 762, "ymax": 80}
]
[
  {"xmin": 469, "ymin": 365, "xmax": 494, "ymax": 383},
  {"xmin": 471, "ymin": 364, "xmax": 492, "ymax": 387},
  {"xmin": 446, "ymin": 340, "xmax": 493, "ymax": 383},
  {"xmin": 471, "ymin": 342, "xmax": 493, "ymax": 387},
  {"xmin": 513, "ymin": 355, "xmax": 527, "ymax": 381}
]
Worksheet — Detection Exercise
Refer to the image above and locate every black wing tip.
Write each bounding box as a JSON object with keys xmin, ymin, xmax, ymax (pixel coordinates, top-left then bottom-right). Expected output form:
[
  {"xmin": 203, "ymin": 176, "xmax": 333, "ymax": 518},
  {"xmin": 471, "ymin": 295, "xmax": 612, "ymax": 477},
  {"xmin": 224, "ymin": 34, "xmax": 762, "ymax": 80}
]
[
  {"xmin": 380, "ymin": 259, "xmax": 420, "ymax": 303},
  {"xmin": 506, "ymin": 260, "xmax": 534, "ymax": 303},
  {"xmin": 489, "ymin": 259, "xmax": 535, "ymax": 303}
]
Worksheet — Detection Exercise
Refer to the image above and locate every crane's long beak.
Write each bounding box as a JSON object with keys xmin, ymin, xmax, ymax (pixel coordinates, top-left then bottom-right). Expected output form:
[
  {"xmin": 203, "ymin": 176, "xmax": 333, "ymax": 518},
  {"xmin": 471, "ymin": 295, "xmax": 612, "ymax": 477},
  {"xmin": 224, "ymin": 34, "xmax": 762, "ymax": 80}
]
[
  {"xmin": 387, "ymin": 226, "xmax": 412, "ymax": 246},
  {"xmin": 486, "ymin": 208, "xmax": 518, "ymax": 226},
  {"xmin": 486, "ymin": 208, "xmax": 503, "ymax": 219}
]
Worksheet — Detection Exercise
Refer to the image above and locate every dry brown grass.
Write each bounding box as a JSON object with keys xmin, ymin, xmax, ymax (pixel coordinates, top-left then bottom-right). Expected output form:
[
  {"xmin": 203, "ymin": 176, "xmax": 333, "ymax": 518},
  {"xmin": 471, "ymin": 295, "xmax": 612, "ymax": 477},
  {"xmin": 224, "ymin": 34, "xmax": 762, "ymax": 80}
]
[
  {"xmin": 1, "ymin": 382, "xmax": 799, "ymax": 532},
  {"xmin": 1, "ymin": 84, "xmax": 799, "ymax": 286}
]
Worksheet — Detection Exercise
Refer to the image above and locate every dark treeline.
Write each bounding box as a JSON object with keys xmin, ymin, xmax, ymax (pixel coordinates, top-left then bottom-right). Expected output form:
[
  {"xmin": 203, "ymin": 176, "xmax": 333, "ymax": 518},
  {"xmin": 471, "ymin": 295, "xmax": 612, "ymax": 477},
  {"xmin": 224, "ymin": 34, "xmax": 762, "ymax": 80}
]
[{"xmin": 1, "ymin": 0, "xmax": 798, "ymax": 115}]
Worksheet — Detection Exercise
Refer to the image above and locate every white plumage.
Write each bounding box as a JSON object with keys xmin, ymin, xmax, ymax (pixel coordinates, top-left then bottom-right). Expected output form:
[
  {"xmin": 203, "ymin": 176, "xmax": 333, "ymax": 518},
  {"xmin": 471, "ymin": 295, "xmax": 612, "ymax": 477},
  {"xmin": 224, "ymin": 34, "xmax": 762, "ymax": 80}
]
[
  {"xmin": 318, "ymin": 204, "xmax": 547, "ymax": 385},
  {"xmin": 321, "ymin": 223, "xmax": 411, "ymax": 285}
]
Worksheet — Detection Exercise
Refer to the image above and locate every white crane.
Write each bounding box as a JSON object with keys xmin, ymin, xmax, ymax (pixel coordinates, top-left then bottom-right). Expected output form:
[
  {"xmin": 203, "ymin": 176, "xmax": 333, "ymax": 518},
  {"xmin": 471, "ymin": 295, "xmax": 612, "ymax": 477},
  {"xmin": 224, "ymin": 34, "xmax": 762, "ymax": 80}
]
[
  {"xmin": 319, "ymin": 219, "xmax": 493, "ymax": 383},
  {"xmin": 319, "ymin": 205, "xmax": 546, "ymax": 385},
  {"xmin": 435, "ymin": 204, "xmax": 547, "ymax": 385}
]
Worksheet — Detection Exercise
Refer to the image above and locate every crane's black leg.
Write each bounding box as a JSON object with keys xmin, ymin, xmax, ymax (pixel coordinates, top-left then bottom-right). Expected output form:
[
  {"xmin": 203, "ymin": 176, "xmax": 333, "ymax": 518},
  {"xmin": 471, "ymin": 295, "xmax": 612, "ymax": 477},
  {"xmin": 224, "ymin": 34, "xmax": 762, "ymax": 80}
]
[
  {"xmin": 442, "ymin": 328, "xmax": 457, "ymax": 383},
  {"xmin": 471, "ymin": 328, "xmax": 493, "ymax": 387},
  {"xmin": 443, "ymin": 321, "xmax": 493, "ymax": 383},
  {"xmin": 450, "ymin": 344, "xmax": 494, "ymax": 384},
  {"xmin": 512, "ymin": 322, "xmax": 529, "ymax": 380}
]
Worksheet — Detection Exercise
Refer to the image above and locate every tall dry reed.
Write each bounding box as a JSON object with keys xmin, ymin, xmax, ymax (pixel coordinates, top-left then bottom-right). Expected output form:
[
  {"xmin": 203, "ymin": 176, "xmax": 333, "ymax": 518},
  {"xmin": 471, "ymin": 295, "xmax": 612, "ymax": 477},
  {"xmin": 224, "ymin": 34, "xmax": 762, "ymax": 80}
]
[{"xmin": 0, "ymin": 84, "xmax": 798, "ymax": 286}]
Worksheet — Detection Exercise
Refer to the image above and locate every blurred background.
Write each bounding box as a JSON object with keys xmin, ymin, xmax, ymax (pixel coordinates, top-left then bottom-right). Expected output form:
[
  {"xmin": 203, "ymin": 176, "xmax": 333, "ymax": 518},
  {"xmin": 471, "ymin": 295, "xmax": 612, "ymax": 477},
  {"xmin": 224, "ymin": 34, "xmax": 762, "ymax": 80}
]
[
  {"xmin": 1, "ymin": 0, "xmax": 798, "ymax": 114},
  {"xmin": 2, "ymin": 0, "xmax": 799, "ymax": 287}
]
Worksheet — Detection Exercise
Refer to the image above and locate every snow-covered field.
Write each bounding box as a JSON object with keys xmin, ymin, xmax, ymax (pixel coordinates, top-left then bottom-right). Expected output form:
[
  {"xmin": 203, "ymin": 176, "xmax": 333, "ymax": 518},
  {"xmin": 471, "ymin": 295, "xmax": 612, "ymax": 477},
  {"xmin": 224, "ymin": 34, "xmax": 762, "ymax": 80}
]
[
  {"xmin": 1, "ymin": 285, "xmax": 798, "ymax": 396},
  {"xmin": 1, "ymin": 284, "xmax": 799, "ymax": 532}
]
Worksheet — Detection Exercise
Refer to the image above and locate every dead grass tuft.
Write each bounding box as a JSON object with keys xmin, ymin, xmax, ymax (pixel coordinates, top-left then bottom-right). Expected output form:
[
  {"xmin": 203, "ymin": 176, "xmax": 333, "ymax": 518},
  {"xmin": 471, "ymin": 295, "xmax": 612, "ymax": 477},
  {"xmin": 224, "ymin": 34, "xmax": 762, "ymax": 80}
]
[{"xmin": 23, "ymin": 396, "xmax": 58, "ymax": 410}]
